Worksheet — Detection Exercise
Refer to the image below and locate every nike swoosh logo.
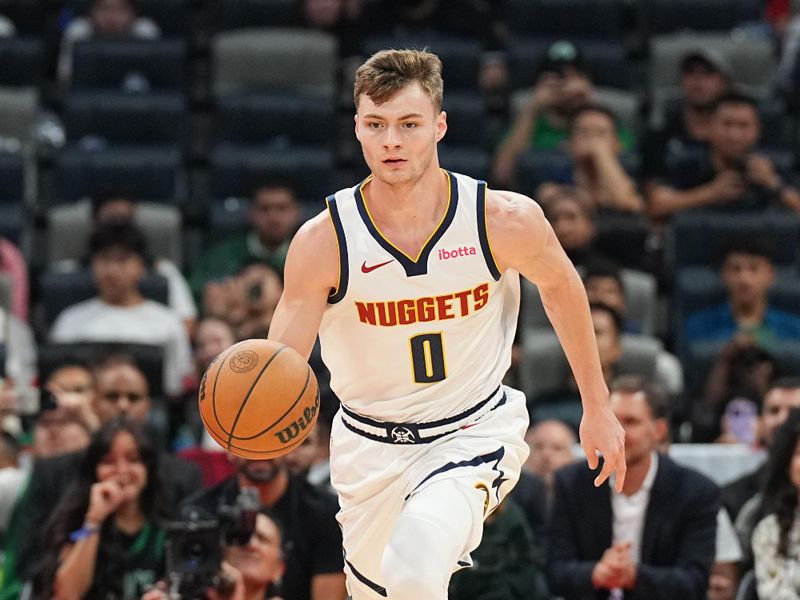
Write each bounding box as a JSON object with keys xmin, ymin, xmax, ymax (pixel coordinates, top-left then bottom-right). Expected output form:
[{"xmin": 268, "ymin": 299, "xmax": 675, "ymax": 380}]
[{"xmin": 361, "ymin": 259, "xmax": 394, "ymax": 273}]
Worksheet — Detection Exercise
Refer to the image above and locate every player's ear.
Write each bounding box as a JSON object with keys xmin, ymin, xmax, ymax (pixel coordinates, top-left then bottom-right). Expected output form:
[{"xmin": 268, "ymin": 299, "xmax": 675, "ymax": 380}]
[
  {"xmin": 354, "ymin": 114, "xmax": 361, "ymax": 141},
  {"xmin": 435, "ymin": 110, "xmax": 447, "ymax": 143}
]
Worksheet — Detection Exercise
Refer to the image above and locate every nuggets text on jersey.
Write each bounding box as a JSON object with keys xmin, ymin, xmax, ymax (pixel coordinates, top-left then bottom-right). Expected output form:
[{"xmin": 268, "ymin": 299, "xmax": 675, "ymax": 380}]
[{"xmin": 355, "ymin": 282, "xmax": 490, "ymax": 327}]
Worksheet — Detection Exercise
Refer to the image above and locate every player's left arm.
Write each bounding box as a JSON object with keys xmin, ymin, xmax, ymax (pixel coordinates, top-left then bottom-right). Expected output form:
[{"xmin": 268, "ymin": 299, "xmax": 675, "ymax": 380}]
[{"xmin": 486, "ymin": 189, "xmax": 626, "ymax": 491}]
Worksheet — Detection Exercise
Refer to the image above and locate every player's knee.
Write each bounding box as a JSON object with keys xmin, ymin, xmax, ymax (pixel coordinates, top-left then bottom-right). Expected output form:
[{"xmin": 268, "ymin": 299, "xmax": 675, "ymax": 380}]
[{"xmin": 381, "ymin": 543, "xmax": 447, "ymax": 600}]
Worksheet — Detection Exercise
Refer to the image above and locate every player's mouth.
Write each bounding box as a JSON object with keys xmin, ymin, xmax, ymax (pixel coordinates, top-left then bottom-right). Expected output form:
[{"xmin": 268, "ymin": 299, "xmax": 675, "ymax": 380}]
[{"xmin": 383, "ymin": 157, "xmax": 406, "ymax": 166}]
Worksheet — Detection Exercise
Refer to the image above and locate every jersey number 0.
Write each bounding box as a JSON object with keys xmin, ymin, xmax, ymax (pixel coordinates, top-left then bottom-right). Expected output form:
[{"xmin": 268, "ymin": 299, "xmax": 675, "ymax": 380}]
[{"xmin": 410, "ymin": 333, "xmax": 446, "ymax": 383}]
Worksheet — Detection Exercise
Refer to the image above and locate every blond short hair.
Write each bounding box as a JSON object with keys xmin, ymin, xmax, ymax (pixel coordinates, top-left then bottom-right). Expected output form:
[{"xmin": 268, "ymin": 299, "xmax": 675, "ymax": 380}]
[{"xmin": 353, "ymin": 49, "xmax": 443, "ymax": 111}]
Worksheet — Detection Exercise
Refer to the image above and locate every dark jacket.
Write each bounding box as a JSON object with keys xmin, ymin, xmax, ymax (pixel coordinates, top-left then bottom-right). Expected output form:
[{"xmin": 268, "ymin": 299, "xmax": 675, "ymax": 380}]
[{"xmin": 547, "ymin": 454, "xmax": 720, "ymax": 600}]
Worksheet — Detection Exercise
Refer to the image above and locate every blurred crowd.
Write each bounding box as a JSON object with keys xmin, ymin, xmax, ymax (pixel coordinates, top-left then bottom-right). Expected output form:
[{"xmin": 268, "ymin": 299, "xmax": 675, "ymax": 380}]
[{"xmin": 1, "ymin": 0, "xmax": 800, "ymax": 598}]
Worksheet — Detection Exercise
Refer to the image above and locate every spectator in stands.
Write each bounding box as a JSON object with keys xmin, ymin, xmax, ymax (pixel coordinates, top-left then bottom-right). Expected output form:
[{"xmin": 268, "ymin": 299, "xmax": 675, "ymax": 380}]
[
  {"xmin": 522, "ymin": 419, "xmax": 576, "ymax": 505},
  {"xmin": 539, "ymin": 185, "xmax": 608, "ymax": 269},
  {"xmin": 538, "ymin": 105, "xmax": 644, "ymax": 213},
  {"xmin": 0, "ymin": 236, "xmax": 28, "ymax": 322},
  {"xmin": 547, "ymin": 375, "xmax": 719, "ymax": 600},
  {"xmin": 190, "ymin": 183, "xmax": 301, "ymax": 298},
  {"xmin": 203, "ymin": 262, "xmax": 284, "ymax": 340},
  {"xmin": 534, "ymin": 303, "xmax": 683, "ymax": 428},
  {"xmin": 641, "ymin": 49, "xmax": 731, "ymax": 195},
  {"xmin": 11, "ymin": 355, "xmax": 202, "ymax": 592},
  {"xmin": 44, "ymin": 362, "xmax": 100, "ymax": 433},
  {"xmin": 722, "ymin": 379, "xmax": 800, "ymax": 523},
  {"xmin": 684, "ymin": 239, "xmax": 800, "ymax": 350},
  {"xmin": 691, "ymin": 336, "xmax": 779, "ymax": 443},
  {"xmin": 492, "ymin": 40, "xmax": 596, "ymax": 185},
  {"xmin": 299, "ymin": 0, "xmax": 372, "ymax": 58},
  {"xmin": 28, "ymin": 419, "xmax": 168, "ymax": 599},
  {"xmin": 91, "ymin": 195, "xmax": 198, "ymax": 334},
  {"xmin": 49, "ymin": 221, "xmax": 193, "ymax": 398},
  {"xmin": 0, "ymin": 432, "xmax": 22, "ymax": 534},
  {"xmin": 648, "ymin": 93, "xmax": 800, "ymax": 219},
  {"xmin": 144, "ymin": 507, "xmax": 286, "ymax": 600},
  {"xmin": 751, "ymin": 408, "xmax": 800, "ymax": 598},
  {"xmin": 57, "ymin": 0, "xmax": 161, "ymax": 86},
  {"xmin": 583, "ymin": 260, "xmax": 639, "ymax": 333},
  {"xmin": 182, "ymin": 453, "xmax": 347, "ymax": 600},
  {"xmin": 448, "ymin": 497, "xmax": 547, "ymax": 599}
]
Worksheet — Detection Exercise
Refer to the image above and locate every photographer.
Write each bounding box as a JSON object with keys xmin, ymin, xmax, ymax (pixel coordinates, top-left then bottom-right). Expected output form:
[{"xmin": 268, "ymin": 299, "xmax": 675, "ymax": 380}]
[
  {"xmin": 27, "ymin": 418, "xmax": 169, "ymax": 600},
  {"xmin": 181, "ymin": 454, "xmax": 346, "ymax": 600},
  {"xmin": 648, "ymin": 92, "xmax": 800, "ymax": 220},
  {"xmin": 143, "ymin": 508, "xmax": 285, "ymax": 600}
]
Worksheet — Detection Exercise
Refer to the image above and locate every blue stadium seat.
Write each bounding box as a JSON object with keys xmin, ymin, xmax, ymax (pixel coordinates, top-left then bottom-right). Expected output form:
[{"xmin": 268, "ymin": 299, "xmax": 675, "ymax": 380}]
[
  {"xmin": 215, "ymin": 93, "xmax": 334, "ymax": 147},
  {"xmin": 361, "ymin": 35, "xmax": 482, "ymax": 91},
  {"xmin": 210, "ymin": 0, "xmax": 297, "ymax": 31},
  {"xmin": 64, "ymin": 92, "xmax": 187, "ymax": 145},
  {"xmin": 438, "ymin": 147, "xmax": 490, "ymax": 182},
  {"xmin": 0, "ymin": 151, "xmax": 23, "ymax": 202},
  {"xmin": 209, "ymin": 145, "xmax": 334, "ymax": 205},
  {"xmin": 0, "ymin": 38, "xmax": 43, "ymax": 87},
  {"xmin": 48, "ymin": 147, "xmax": 182, "ymax": 205},
  {"xmin": 507, "ymin": 38, "xmax": 632, "ymax": 91},
  {"xmin": 39, "ymin": 269, "xmax": 169, "ymax": 330},
  {"xmin": 71, "ymin": 39, "xmax": 186, "ymax": 91},
  {"xmin": 0, "ymin": 0, "xmax": 46, "ymax": 34},
  {"xmin": 503, "ymin": 0, "xmax": 626, "ymax": 39},
  {"xmin": 441, "ymin": 93, "xmax": 489, "ymax": 149}
]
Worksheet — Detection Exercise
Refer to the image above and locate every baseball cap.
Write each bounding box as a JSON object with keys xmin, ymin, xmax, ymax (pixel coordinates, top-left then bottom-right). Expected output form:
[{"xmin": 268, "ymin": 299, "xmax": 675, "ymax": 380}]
[
  {"xmin": 680, "ymin": 48, "xmax": 732, "ymax": 79},
  {"xmin": 538, "ymin": 40, "xmax": 587, "ymax": 77}
]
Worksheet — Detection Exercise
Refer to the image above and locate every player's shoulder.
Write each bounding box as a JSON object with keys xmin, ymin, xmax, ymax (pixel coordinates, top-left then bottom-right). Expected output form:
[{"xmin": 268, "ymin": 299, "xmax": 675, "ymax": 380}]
[
  {"xmin": 484, "ymin": 187, "xmax": 548, "ymax": 242},
  {"xmin": 291, "ymin": 209, "xmax": 338, "ymax": 253}
]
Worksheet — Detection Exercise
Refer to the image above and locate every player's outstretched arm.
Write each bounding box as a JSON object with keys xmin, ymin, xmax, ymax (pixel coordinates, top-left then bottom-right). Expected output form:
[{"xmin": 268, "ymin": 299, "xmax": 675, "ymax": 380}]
[
  {"xmin": 486, "ymin": 189, "xmax": 626, "ymax": 491},
  {"xmin": 268, "ymin": 212, "xmax": 339, "ymax": 361}
]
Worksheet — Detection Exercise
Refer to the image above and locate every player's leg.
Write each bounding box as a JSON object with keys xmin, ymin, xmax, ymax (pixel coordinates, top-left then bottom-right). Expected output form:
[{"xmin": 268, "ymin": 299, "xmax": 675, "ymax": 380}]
[{"xmin": 380, "ymin": 478, "xmax": 486, "ymax": 600}]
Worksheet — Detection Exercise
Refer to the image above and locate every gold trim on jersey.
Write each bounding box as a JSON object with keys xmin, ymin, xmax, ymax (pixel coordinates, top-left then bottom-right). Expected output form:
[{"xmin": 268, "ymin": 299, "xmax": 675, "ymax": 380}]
[{"xmin": 358, "ymin": 168, "xmax": 452, "ymax": 263}]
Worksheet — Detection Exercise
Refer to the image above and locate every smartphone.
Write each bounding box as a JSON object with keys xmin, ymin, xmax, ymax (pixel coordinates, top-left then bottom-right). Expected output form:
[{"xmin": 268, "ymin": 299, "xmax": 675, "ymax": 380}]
[{"xmin": 722, "ymin": 397, "xmax": 759, "ymax": 445}]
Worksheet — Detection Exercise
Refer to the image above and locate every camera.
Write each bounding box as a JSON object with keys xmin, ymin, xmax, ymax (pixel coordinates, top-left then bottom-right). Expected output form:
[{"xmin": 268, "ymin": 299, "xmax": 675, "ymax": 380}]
[{"xmin": 165, "ymin": 488, "xmax": 259, "ymax": 600}]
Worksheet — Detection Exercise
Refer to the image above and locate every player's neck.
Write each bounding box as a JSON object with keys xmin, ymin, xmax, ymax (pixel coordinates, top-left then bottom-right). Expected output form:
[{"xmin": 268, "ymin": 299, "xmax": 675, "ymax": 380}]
[{"xmin": 364, "ymin": 167, "xmax": 449, "ymax": 230}]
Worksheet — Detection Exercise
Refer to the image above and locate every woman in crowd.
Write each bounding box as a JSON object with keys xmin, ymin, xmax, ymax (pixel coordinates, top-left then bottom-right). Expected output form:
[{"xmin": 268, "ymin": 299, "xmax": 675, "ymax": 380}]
[
  {"xmin": 28, "ymin": 418, "xmax": 168, "ymax": 600},
  {"xmin": 751, "ymin": 408, "xmax": 800, "ymax": 598}
]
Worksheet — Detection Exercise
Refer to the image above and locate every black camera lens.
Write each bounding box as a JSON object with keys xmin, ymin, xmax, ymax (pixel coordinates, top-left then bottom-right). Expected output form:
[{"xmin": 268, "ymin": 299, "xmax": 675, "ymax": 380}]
[{"xmin": 185, "ymin": 541, "xmax": 209, "ymax": 566}]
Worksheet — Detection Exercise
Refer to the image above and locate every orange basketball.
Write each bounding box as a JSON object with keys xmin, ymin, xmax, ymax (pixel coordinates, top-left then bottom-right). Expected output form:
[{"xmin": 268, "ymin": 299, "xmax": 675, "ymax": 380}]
[{"xmin": 198, "ymin": 338, "xmax": 319, "ymax": 459}]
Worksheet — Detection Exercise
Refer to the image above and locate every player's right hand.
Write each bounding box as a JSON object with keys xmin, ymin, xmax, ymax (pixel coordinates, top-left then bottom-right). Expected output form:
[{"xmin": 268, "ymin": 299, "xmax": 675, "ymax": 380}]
[{"xmin": 579, "ymin": 403, "xmax": 626, "ymax": 492}]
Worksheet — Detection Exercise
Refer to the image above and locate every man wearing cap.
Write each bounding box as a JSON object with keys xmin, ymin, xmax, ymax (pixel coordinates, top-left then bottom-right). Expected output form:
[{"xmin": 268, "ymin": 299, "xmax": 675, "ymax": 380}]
[
  {"xmin": 641, "ymin": 49, "xmax": 731, "ymax": 199},
  {"xmin": 493, "ymin": 41, "xmax": 594, "ymax": 186},
  {"xmin": 648, "ymin": 91, "xmax": 800, "ymax": 218}
]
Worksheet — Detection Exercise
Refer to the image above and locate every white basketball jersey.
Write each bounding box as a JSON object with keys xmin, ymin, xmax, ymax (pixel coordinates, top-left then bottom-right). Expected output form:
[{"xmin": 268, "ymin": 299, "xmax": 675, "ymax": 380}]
[{"xmin": 318, "ymin": 170, "xmax": 521, "ymax": 423}]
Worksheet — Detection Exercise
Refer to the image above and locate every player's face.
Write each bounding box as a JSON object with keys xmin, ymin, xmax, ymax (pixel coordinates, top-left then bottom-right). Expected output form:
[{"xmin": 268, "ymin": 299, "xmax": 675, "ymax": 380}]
[
  {"xmin": 95, "ymin": 430, "xmax": 148, "ymax": 499},
  {"xmin": 225, "ymin": 513, "xmax": 285, "ymax": 587},
  {"xmin": 355, "ymin": 82, "xmax": 447, "ymax": 188}
]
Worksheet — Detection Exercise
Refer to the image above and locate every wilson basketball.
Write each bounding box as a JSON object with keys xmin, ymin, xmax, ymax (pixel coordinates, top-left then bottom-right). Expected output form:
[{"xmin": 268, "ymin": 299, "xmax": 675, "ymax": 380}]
[{"xmin": 198, "ymin": 338, "xmax": 319, "ymax": 459}]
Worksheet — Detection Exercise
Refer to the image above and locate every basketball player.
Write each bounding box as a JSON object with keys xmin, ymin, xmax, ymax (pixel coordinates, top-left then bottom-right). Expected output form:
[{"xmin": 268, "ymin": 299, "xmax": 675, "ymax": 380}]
[{"xmin": 269, "ymin": 49, "xmax": 626, "ymax": 600}]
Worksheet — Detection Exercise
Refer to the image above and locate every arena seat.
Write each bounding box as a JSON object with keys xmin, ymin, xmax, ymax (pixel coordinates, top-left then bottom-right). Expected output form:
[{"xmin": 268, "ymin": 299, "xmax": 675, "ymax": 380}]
[
  {"xmin": 212, "ymin": 28, "xmax": 337, "ymax": 99},
  {"xmin": 210, "ymin": 0, "xmax": 296, "ymax": 32},
  {"xmin": 0, "ymin": 38, "xmax": 43, "ymax": 86},
  {"xmin": 38, "ymin": 269, "xmax": 169, "ymax": 330},
  {"xmin": 48, "ymin": 147, "xmax": 183, "ymax": 206},
  {"xmin": 640, "ymin": 0, "xmax": 761, "ymax": 34},
  {"xmin": 71, "ymin": 39, "xmax": 186, "ymax": 92},
  {"xmin": 209, "ymin": 145, "xmax": 334, "ymax": 205},
  {"xmin": 437, "ymin": 147, "xmax": 490, "ymax": 182},
  {"xmin": 503, "ymin": 0, "xmax": 625, "ymax": 39},
  {"xmin": 506, "ymin": 38, "xmax": 632, "ymax": 91},
  {"xmin": 63, "ymin": 91, "xmax": 186, "ymax": 145},
  {"xmin": 46, "ymin": 200, "xmax": 183, "ymax": 268},
  {"xmin": 215, "ymin": 93, "xmax": 334, "ymax": 147}
]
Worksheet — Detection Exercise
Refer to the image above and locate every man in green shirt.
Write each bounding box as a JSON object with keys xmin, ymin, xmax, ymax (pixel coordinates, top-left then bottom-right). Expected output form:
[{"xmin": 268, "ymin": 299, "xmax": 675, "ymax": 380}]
[{"xmin": 189, "ymin": 183, "xmax": 301, "ymax": 301}]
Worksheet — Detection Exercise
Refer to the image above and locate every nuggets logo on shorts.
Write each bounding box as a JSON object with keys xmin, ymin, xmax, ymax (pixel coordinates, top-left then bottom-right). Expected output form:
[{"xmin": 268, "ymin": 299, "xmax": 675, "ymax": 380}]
[{"xmin": 229, "ymin": 350, "xmax": 259, "ymax": 373}]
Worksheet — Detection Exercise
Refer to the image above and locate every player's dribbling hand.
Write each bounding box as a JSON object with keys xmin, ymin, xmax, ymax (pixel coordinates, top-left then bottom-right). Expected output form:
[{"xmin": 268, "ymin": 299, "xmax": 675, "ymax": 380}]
[{"xmin": 579, "ymin": 404, "xmax": 626, "ymax": 492}]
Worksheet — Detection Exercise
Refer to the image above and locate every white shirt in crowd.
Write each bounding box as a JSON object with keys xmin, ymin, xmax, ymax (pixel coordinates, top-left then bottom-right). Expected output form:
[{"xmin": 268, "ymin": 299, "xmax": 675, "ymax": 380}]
[{"xmin": 49, "ymin": 298, "xmax": 192, "ymax": 396}]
